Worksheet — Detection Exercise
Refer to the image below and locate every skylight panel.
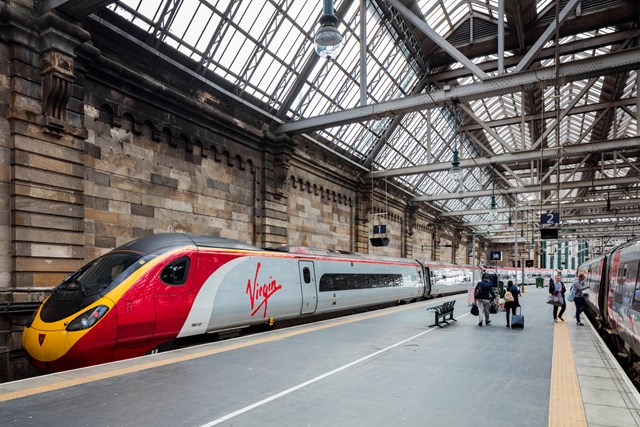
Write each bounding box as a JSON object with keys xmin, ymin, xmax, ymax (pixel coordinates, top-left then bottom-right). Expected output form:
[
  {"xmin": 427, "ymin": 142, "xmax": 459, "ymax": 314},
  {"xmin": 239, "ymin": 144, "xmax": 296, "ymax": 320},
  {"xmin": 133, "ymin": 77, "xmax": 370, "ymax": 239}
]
[
  {"xmin": 171, "ymin": 1, "xmax": 199, "ymax": 39},
  {"xmin": 110, "ymin": 0, "xmax": 161, "ymax": 32},
  {"xmin": 237, "ymin": 2, "xmax": 273, "ymax": 40},
  {"xmin": 285, "ymin": 0, "xmax": 317, "ymax": 27},
  {"xmin": 447, "ymin": 2, "xmax": 469, "ymax": 26},
  {"xmin": 271, "ymin": 24, "xmax": 306, "ymax": 64}
]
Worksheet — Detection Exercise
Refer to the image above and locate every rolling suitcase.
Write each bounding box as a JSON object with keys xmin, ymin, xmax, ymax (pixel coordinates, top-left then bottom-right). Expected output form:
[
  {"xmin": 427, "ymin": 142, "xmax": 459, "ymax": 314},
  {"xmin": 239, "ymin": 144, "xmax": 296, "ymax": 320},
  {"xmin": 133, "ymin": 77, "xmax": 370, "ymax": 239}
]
[{"xmin": 511, "ymin": 307, "xmax": 524, "ymax": 329}]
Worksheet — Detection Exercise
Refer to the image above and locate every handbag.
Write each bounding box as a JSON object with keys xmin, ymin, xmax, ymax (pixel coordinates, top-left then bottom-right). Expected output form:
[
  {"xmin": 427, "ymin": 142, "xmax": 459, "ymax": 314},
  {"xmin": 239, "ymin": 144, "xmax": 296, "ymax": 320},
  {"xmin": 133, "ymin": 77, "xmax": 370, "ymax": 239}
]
[
  {"xmin": 470, "ymin": 304, "xmax": 479, "ymax": 316},
  {"xmin": 504, "ymin": 290, "xmax": 514, "ymax": 303},
  {"xmin": 511, "ymin": 307, "xmax": 524, "ymax": 329},
  {"xmin": 489, "ymin": 301, "xmax": 498, "ymax": 314},
  {"xmin": 546, "ymin": 294, "xmax": 564, "ymax": 306}
]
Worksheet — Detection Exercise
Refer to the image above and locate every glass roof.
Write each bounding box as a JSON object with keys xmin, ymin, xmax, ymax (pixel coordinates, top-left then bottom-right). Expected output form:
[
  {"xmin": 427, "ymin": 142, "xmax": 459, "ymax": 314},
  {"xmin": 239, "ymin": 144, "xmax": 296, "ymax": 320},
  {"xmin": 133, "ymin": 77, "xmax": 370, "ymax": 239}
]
[{"xmin": 107, "ymin": 0, "xmax": 639, "ymax": 243}]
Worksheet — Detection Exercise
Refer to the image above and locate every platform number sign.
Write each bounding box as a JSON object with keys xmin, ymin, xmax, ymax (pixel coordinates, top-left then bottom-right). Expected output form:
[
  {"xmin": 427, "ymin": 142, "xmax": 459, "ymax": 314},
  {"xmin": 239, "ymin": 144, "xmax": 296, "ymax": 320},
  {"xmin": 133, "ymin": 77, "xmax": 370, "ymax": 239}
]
[
  {"xmin": 373, "ymin": 224, "xmax": 386, "ymax": 234},
  {"xmin": 540, "ymin": 212, "xmax": 560, "ymax": 225},
  {"xmin": 490, "ymin": 251, "xmax": 502, "ymax": 261}
]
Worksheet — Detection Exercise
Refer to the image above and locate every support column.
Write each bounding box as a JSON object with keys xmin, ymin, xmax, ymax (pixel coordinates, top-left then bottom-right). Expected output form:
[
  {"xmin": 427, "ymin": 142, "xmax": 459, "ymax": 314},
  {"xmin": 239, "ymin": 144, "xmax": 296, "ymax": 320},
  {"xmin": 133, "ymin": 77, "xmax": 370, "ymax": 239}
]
[
  {"xmin": 259, "ymin": 131, "xmax": 296, "ymax": 248},
  {"xmin": 3, "ymin": 6, "xmax": 89, "ymax": 290},
  {"xmin": 0, "ymin": 4, "xmax": 89, "ymax": 381},
  {"xmin": 353, "ymin": 184, "xmax": 370, "ymax": 253},
  {"xmin": 404, "ymin": 204, "xmax": 418, "ymax": 259}
]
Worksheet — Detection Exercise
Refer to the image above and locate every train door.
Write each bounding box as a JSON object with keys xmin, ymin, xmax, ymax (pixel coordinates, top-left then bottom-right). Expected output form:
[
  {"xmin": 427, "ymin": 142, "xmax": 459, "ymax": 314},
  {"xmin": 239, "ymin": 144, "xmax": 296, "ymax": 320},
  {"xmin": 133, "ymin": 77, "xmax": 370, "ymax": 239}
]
[
  {"xmin": 152, "ymin": 254, "xmax": 194, "ymax": 342},
  {"xmin": 299, "ymin": 261, "xmax": 318, "ymax": 314},
  {"xmin": 417, "ymin": 261, "xmax": 431, "ymax": 298}
]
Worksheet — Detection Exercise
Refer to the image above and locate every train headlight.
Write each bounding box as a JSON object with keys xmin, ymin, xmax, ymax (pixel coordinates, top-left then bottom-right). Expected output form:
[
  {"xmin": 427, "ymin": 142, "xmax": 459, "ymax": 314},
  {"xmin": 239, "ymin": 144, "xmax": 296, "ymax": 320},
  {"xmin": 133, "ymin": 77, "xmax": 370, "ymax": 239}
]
[{"xmin": 66, "ymin": 305, "xmax": 109, "ymax": 331}]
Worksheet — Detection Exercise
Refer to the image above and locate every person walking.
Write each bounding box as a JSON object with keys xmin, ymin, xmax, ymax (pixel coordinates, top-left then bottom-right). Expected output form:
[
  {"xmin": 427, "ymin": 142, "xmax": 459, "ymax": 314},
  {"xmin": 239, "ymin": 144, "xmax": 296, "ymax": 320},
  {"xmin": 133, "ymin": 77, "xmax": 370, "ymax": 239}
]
[
  {"xmin": 504, "ymin": 280, "xmax": 520, "ymax": 327},
  {"xmin": 475, "ymin": 273, "xmax": 496, "ymax": 327},
  {"xmin": 549, "ymin": 273, "xmax": 566, "ymax": 322},
  {"xmin": 571, "ymin": 272, "xmax": 589, "ymax": 325}
]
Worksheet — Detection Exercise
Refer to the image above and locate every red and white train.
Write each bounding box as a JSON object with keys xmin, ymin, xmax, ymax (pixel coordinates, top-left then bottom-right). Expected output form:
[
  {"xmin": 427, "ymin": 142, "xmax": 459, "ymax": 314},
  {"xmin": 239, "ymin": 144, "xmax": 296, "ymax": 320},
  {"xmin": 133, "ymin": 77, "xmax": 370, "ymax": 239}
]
[
  {"xmin": 579, "ymin": 237, "xmax": 640, "ymax": 365},
  {"xmin": 24, "ymin": 233, "xmax": 482, "ymax": 372}
]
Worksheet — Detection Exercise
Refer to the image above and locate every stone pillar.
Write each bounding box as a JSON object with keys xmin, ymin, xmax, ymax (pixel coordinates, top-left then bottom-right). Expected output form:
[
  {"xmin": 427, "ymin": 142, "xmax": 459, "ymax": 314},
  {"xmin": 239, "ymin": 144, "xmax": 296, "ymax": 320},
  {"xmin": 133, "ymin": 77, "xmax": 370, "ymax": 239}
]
[
  {"xmin": 2, "ymin": 6, "xmax": 89, "ymax": 290},
  {"xmin": 259, "ymin": 130, "xmax": 296, "ymax": 247},
  {"xmin": 353, "ymin": 185, "xmax": 370, "ymax": 253},
  {"xmin": 404, "ymin": 204, "xmax": 419, "ymax": 259}
]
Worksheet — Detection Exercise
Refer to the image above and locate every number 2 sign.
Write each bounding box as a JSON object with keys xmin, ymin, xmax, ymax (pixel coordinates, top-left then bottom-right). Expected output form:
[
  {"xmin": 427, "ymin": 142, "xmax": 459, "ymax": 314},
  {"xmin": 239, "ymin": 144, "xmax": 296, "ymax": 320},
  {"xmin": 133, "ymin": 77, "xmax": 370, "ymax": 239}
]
[{"xmin": 540, "ymin": 212, "xmax": 559, "ymax": 225}]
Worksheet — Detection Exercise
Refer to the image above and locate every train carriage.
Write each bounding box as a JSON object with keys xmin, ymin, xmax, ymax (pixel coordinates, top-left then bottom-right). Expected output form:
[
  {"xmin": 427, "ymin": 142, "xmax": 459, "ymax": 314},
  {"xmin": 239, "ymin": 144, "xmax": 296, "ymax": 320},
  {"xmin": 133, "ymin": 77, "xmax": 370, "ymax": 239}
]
[
  {"xmin": 578, "ymin": 237, "xmax": 640, "ymax": 363},
  {"xmin": 424, "ymin": 261, "xmax": 474, "ymax": 296},
  {"xmin": 23, "ymin": 234, "xmax": 428, "ymax": 372}
]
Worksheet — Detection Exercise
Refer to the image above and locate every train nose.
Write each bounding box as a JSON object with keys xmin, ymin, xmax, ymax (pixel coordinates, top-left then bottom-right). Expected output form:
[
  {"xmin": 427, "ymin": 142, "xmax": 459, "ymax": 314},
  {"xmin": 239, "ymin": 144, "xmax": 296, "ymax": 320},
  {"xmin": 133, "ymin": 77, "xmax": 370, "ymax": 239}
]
[
  {"xmin": 22, "ymin": 323, "xmax": 72, "ymax": 371},
  {"xmin": 22, "ymin": 303, "xmax": 119, "ymax": 372}
]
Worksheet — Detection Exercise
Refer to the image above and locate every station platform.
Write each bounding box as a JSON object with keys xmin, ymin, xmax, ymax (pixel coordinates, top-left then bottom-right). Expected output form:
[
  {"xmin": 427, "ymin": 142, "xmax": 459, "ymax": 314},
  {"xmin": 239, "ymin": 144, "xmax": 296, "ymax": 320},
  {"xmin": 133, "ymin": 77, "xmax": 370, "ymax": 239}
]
[{"xmin": 2, "ymin": 287, "xmax": 640, "ymax": 426}]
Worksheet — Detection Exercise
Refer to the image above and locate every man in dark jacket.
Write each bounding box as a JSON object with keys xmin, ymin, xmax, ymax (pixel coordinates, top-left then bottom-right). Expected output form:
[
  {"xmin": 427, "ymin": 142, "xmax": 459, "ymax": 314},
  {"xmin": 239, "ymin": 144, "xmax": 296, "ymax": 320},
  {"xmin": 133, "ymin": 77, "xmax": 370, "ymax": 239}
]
[{"xmin": 475, "ymin": 273, "xmax": 496, "ymax": 326}]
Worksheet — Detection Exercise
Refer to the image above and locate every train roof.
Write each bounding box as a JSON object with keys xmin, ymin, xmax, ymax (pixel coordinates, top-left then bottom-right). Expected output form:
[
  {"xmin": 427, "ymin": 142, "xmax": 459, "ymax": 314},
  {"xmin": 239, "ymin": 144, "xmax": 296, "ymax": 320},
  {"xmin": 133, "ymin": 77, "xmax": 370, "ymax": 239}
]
[
  {"xmin": 115, "ymin": 233, "xmax": 263, "ymax": 254},
  {"xmin": 271, "ymin": 246, "xmax": 418, "ymax": 264},
  {"xmin": 272, "ymin": 246, "xmax": 358, "ymax": 257}
]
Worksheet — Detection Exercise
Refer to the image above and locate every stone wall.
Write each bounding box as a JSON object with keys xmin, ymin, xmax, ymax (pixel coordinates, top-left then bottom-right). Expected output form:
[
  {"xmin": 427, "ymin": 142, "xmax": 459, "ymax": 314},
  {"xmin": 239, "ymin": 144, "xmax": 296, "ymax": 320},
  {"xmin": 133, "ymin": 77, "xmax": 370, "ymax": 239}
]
[
  {"xmin": 83, "ymin": 103, "xmax": 259, "ymax": 257},
  {"xmin": 287, "ymin": 169, "xmax": 354, "ymax": 250}
]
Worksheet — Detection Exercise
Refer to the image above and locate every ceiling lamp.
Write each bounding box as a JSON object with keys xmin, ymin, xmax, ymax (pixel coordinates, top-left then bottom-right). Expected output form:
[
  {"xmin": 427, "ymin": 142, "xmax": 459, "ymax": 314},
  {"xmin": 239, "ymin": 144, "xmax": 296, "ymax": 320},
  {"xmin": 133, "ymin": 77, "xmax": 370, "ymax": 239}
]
[
  {"xmin": 314, "ymin": 0, "xmax": 343, "ymax": 59},
  {"xmin": 448, "ymin": 150, "xmax": 462, "ymax": 180},
  {"xmin": 490, "ymin": 167, "xmax": 498, "ymax": 217}
]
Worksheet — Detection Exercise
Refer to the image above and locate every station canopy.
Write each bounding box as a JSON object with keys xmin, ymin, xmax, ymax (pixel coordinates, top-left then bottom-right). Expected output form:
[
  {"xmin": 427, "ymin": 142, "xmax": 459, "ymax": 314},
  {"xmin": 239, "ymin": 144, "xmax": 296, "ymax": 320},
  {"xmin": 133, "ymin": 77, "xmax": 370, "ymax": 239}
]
[{"xmin": 69, "ymin": 0, "xmax": 640, "ymax": 253}]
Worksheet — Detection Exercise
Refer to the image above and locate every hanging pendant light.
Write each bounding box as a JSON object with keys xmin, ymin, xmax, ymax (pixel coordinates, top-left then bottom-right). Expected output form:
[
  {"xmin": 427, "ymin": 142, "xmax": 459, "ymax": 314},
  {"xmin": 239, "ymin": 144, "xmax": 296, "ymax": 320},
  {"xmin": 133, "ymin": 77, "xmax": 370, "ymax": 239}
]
[
  {"xmin": 490, "ymin": 167, "xmax": 497, "ymax": 217},
  {"xmin": 448, "ymin": 149, "xmax": 462, "ymax": 180},
  {"xmin": 314, "ymin": 0, "xmax": 343, "ymax": 59}
]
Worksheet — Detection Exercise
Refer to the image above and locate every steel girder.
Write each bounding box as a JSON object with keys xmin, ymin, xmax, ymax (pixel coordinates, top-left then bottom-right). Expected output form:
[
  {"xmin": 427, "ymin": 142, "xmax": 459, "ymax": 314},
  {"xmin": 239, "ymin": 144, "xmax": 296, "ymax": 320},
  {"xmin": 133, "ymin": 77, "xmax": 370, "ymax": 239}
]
[
  {"xmin": 276, "ymin": 47, "xmax": 640, "ymax": 135},
  {"xmin": 367, "ymin": 136, "xmax": 639, "ymax": 180},
  {"xmin": 438, "ymin": 196, "xmax": 640, "ymax": 217}
]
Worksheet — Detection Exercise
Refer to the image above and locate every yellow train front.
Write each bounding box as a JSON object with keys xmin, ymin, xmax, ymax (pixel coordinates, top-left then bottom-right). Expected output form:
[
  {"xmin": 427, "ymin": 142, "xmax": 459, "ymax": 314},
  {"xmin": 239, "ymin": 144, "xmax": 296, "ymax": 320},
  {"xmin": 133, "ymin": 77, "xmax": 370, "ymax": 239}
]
[{"xmin": 22, "ymin": 233, "xmax": 201, "ymax": 372}]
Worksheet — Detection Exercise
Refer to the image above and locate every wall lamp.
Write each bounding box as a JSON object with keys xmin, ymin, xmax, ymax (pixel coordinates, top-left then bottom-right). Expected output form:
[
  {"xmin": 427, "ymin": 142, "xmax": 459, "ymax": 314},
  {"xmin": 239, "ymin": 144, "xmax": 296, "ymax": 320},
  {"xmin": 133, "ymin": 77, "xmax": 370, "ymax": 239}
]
[
  {"xmin": 314, "ymin": 0, "xmax": 343, "ymax": 59},
  {"xmin": 448, "ymin": 149, "xmax": 462, "ymax": 180}
]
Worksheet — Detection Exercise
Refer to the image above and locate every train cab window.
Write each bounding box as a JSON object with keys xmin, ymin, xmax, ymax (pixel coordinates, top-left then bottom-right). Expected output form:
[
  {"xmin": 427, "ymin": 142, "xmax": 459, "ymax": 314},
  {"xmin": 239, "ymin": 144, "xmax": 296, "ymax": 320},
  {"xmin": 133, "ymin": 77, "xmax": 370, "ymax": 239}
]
[
  {"xmin": 302, "ymin": 267, "xmax": 312, "ymax": 284},
  {"xmin": 160, "ymin": 257, "xmax": 190, "ymax": 286}
]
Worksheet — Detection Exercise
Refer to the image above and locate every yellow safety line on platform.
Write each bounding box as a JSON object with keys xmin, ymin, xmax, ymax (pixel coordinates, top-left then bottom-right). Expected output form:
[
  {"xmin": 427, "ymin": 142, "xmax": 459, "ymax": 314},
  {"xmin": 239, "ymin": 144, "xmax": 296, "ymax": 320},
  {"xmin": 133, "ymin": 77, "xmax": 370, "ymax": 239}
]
[
  {"xmin": 549, "ymin": 322, "xmax": 587, "ymax": 427},
  {"xmin": 0, "ymin": 298, "xmax": 451, "ymax": 403}
]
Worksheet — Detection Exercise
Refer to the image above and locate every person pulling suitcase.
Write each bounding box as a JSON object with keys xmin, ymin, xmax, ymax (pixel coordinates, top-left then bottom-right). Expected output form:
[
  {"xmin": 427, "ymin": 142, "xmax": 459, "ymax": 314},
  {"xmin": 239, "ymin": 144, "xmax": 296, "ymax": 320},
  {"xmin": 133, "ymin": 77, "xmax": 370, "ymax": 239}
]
[{"xmin": 504, "ymin": 280, "xmax": 520, "ymax": 328}]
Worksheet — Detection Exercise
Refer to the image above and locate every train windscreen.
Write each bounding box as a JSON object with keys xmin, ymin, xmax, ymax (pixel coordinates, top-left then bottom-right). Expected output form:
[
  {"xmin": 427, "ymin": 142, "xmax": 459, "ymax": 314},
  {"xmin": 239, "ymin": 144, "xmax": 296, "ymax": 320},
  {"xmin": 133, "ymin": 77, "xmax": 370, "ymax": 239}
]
[
  {"xmin": 41, "ymin": 252, "xmax": 148, "ymax": 322},
  {"xmin": 57, "ymin": 253, "xmax": 143, "ymax": 295}
]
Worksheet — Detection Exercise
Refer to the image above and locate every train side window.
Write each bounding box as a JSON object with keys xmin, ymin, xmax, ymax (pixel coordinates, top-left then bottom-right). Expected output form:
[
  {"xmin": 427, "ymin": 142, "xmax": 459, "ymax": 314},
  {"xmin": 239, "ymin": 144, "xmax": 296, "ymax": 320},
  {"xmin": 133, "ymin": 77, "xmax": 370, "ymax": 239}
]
[
  {"xmin": 303, "ymin": 267, "xmax": 311, "ymax": 284},
  {"xmin": 160, "ymin": 256, "xmax": 190, "ymax": 286},
  {"xmin": 631, "ymin": 261, "xmax": 640, "ymax": 311}
]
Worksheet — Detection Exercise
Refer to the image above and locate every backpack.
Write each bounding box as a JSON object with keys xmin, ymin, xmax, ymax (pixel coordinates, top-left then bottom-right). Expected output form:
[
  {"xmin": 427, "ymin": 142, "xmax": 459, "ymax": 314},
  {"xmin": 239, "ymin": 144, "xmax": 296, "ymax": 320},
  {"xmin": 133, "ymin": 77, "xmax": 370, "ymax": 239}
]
[
  {"xmin": 504, "ymin": 290, "xmax": 514, "ymax": 303},
  {"xmin": 566, "ymin": 288, "xmax": 575, "ymax": 302}
]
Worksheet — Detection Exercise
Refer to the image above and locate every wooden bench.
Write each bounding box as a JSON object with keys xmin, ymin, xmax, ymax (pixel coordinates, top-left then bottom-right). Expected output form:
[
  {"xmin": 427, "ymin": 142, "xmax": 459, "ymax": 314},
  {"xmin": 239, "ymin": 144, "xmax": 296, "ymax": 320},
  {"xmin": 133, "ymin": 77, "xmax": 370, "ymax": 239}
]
[{"xmin": 427, "ymin": 300, "xmax": 456, "ymax": 328}]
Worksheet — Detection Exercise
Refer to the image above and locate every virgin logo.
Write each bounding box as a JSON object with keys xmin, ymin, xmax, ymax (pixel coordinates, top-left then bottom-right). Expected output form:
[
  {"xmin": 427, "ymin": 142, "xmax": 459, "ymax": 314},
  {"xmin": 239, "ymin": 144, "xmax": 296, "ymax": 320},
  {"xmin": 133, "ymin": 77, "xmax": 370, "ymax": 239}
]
[{"xmin": 246, "ymin": 262, "xmax": 283, "ymax": 318}]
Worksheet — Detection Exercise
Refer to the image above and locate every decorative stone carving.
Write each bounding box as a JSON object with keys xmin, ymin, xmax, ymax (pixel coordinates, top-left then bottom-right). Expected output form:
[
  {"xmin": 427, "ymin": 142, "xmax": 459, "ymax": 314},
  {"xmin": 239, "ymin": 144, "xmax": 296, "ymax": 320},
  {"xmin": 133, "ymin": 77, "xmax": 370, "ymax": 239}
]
[
  {"xmin": 41, "ymin": 51, "xmax": 75, "ymax": 131},
  {"xmin": 359, "ymin": 192, "xmax": 371, "ymax": 224},
  {"xmin": 266, "ymin": 132, "xmax": 296, "ymax": 199},
  {"xmin": 273, "ymin": 153, "xmax": 291, "ymax": 199}
]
